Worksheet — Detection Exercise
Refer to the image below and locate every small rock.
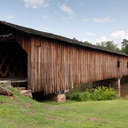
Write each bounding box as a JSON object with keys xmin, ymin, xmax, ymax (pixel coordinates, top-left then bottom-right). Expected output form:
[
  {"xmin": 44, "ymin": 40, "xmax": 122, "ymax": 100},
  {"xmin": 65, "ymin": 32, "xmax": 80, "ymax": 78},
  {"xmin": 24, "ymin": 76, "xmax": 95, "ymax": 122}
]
[
  {"xmin": 0, "ymin": 86, "xmax": 13, "ymax": 96},
  {"xmin": 20, "ymin": 90, "xmax": 32, "ymax": 98},
  {"xmin": 56, "ymin": 94, "xmax": 66, "ymax": 103}
]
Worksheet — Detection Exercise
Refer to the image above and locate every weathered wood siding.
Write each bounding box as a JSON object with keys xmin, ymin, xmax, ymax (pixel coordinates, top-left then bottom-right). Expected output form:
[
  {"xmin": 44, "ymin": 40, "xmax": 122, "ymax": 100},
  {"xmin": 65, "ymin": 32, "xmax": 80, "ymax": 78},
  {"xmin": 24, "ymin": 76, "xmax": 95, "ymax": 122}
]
[
  {"xmin": 1, "ymin": 21, "xmax": 127, "ymax": 96},
  {"xmin": 22, "ymin": 37, "xmax": 128, "ymax": 95}
]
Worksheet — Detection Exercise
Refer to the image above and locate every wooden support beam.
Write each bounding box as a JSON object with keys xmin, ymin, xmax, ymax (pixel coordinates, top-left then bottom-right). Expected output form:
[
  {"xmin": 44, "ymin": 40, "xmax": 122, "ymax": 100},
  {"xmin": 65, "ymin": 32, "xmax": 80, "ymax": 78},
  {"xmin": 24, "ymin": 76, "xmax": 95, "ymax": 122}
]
[
  {"xmin": 118, "ymin": 78, "xmax": 121, "ymax": 97},
  {"xmin": 0, "ymin": 33, "xmax": 13, "ymax": 38},
  {"xmin": 0, "ymin": 33, "xmax": 14, "ymax": 42}
]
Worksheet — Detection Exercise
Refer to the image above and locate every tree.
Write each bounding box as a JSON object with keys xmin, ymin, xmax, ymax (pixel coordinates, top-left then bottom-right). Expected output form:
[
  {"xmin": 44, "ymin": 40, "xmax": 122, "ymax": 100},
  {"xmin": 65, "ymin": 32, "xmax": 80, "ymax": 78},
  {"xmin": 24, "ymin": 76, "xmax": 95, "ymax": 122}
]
[
  {"xmin": 96, "ymin": 41, "xmax": 120, "ymax": 52},
  {"xmin": 83, "ymin": 41, "xmax": 93, "ymax": 46},
  {"xmin": 121, "ymin": 39, "xmax": 128, "ymax": 54},
  {"xmin": 73, "ymin": 37, "xmax": 78, "ymax": 40}
]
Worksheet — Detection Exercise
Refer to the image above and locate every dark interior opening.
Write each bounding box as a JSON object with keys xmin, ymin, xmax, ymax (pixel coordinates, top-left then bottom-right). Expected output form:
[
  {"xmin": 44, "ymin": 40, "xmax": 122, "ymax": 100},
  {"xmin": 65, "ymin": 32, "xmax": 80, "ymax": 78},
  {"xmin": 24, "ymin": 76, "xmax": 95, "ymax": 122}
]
[
  {"xmin": 117, "ymin": 60, "xmax": 120, "ymax": 68},
  {"xmin": 32, "ymin": 92, "xmax": 56, "ymax": 101},
  {"xmin": 0, "ymin": 41, "xmax": 27, "ymax": 81}
]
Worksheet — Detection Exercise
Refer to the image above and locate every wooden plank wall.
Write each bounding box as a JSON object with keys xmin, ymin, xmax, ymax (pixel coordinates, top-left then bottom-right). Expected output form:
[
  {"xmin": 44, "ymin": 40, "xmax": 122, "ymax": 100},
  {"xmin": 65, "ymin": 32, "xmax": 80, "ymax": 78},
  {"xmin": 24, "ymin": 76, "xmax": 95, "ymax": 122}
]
[{"xmin": 20, "ymin": 36, "xmax": 128, "ymax": 95}]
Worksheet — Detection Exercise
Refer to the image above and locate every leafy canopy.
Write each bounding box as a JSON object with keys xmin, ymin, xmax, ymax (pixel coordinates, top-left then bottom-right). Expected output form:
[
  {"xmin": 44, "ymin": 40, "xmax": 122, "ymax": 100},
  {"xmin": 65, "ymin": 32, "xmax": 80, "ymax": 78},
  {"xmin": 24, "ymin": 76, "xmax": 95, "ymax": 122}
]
[
  {"xmin": 96, "ymin": 41, "xmax": 121, "ymax": 52},
  {"xmin": 121, "ymin": 39, "xmax": 128, "ymax": 54}
]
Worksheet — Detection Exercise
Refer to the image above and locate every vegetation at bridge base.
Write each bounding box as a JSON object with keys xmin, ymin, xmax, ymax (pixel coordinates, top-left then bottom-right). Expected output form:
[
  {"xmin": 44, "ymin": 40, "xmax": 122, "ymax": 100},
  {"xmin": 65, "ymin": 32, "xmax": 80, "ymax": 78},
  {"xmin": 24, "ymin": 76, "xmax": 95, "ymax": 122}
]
[
  {"xmin": 66, "ymin": 86, "xmax": 118, "ymax": 101},
  {"xmin": 1, "ymin": 85, "xmax": 128, "ymax": 128}
]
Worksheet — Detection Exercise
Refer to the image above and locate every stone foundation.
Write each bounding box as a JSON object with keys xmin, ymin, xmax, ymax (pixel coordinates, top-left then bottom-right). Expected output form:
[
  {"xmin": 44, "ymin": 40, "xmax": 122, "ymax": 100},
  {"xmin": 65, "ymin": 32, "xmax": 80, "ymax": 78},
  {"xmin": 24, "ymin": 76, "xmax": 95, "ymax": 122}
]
[
  {"xmin": 20, "ymin": 90, "xmax": 32, "ymax": 98},
  {"xmin": 53, "ymin": 94, "xmax": 66, "ymax": 103}
]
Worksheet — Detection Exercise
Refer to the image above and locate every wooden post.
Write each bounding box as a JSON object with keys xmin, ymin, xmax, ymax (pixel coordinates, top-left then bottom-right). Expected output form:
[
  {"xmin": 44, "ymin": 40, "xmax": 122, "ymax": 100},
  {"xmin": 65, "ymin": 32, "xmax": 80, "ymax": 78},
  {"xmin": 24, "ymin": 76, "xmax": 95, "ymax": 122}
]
[{"xmin": 118, "ymin": 78, "xmax": 121, "ymax": 97}]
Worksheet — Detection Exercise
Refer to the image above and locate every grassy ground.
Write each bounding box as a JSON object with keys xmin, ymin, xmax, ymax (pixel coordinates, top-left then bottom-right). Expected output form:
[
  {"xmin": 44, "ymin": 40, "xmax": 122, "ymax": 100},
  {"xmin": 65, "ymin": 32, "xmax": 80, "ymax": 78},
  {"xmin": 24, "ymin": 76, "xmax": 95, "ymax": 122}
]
[{"xmin": 0, "ymin": 87, "xmax": 128, "ymax": 128}]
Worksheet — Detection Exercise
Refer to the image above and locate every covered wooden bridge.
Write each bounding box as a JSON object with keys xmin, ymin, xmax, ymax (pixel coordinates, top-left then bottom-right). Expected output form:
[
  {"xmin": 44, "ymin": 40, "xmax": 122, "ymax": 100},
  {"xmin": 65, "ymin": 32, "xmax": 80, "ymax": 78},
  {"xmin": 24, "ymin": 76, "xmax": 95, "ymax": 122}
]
[{"xmin": 0, "ymin": 21, "xmax": 128, "ymax": 99}]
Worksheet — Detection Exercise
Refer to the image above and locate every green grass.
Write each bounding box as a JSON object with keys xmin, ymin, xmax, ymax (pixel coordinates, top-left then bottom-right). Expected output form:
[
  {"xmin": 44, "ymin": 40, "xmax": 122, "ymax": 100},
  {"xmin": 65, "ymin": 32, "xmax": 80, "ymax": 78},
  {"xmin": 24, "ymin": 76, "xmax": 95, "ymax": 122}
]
[{"xmin": 0, "ymin": 87, "xmax": 128, "ymax": 128}]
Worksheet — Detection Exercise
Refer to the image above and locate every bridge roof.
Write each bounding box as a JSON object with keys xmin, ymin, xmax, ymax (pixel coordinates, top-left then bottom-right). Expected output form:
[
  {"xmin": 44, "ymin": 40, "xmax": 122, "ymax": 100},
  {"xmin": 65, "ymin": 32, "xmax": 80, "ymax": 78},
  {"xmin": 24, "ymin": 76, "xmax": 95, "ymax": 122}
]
[{"xmin": 0, "ymin": 21, "xmax": 128, "ymax": 57}]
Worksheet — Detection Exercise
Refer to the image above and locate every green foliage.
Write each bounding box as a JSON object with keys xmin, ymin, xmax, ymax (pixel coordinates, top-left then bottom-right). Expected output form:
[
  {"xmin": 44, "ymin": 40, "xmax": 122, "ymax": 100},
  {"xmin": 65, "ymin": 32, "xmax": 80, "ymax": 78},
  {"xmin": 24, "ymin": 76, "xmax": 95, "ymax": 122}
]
[
  {"xmin": 83, "ymin": 39, "xmax": 128, "ymax": 55},
  {"xmin": 91, "ymin": 87, "xmax": 117, "ymax": 101},
  {"xmin": 121, "ymin": 39, "xmax": 128, "ymax": 54},
  {"xmin": 0, "ymin": 84, "xmax": 8, "ymax": 88},
  {"xmin": 83, "ymin": 41, "xmax": 93, "ymax": 46},
  {"xmin": 67, "ymin": 91, "xmax": 91, "ymax": 101},
  {"xmin": 96, "ymin": 41, "xmax": 121, "ymax": 52},
  {"xmin": 67, "ymin": 86, "xmax": 117, "ymax": 101}
]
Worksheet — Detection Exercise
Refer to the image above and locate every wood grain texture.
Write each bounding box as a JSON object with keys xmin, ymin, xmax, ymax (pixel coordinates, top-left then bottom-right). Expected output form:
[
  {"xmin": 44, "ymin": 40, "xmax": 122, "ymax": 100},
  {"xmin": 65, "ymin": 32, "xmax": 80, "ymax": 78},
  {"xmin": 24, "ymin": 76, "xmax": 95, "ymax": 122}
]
[
  {"xmin": 1, "ymin": 22, "xmax": 128, "ymax": 96},
  {"xmin": 19, "ymin": 36, "xmax": 128, "ymax": 95}
]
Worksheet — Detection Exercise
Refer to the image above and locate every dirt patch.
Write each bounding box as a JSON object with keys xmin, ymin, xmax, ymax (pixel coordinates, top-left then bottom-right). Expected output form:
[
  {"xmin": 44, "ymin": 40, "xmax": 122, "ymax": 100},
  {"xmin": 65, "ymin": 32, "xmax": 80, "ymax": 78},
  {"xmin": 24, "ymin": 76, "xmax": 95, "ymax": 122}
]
[
  {"xmin": 85, "ymin": 117, "xmax": 111, "ymax": 124},
  {"xmin": 0, "ymin": 101, "xmax": 4, "ymax": 104},
  {"xmin": 45, "ymin": 114, "xmax": 66, "ymax": 121},
  {"xmin": 47, "ymin": 105, "xmax": 71, "ymax": 111},
  {"xmin": 24, "ymin": 103, "xmax": 32, "ymax": 109},
  {"xmin": 85, "ymin": 117, "xmax": 99, "ymax": 122}
]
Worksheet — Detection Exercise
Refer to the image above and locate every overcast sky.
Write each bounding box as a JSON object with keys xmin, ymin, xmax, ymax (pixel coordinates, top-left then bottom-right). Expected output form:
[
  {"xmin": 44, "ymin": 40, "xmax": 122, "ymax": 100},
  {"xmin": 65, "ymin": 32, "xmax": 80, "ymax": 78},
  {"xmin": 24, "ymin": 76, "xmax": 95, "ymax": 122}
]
[{"xmin": 0, "ymin": 0, "xmax": 128, "ymax": 46}]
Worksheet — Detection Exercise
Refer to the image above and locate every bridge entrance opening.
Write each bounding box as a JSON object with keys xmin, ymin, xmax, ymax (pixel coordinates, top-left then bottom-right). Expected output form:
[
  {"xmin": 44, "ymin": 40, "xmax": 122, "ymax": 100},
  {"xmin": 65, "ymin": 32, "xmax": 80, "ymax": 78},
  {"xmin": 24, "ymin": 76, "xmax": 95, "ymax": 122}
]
[{"xmin": 0, "ymin": 41, "xmax": 27, "ymax": 86}]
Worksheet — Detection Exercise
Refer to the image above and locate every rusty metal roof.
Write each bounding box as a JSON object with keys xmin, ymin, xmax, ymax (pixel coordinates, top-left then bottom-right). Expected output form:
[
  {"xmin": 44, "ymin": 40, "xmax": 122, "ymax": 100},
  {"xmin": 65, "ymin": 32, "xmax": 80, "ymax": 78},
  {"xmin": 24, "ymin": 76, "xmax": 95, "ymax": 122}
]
[{"xmin": 0, "ymin": 21, "xmax": 128, "ymax": 57}]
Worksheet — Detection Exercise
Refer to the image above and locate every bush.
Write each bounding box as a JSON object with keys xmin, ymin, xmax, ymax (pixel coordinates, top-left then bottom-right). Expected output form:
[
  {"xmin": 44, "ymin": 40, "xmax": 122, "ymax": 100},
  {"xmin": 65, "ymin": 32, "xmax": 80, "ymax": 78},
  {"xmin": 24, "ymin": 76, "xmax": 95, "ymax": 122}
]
[
  {"xmin": 91, "ymin": 86, "xmax": 117, "ymax": 101},
  {"xmin": 67, "ymin": 91, "xmax": 91, "ymax": 101},
  {"xmin": 67, "ymin": 86, "xmax": 117, "ymax": 101}
]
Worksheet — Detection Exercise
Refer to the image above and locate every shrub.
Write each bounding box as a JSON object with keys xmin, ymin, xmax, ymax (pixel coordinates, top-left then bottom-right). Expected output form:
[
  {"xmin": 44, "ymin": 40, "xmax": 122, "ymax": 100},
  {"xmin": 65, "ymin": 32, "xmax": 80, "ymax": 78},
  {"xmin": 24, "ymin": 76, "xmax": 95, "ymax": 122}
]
[
  {"xmin": 66, "ymin": 86, "xmax": 117, "ymax": 101},
  {"xmin": 67, "ymin": 91, "xmax": 91, "ymax": 101},
  {"xmin": 91, "ymin": 86, "xmax": 117, "ymax": 101}
]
